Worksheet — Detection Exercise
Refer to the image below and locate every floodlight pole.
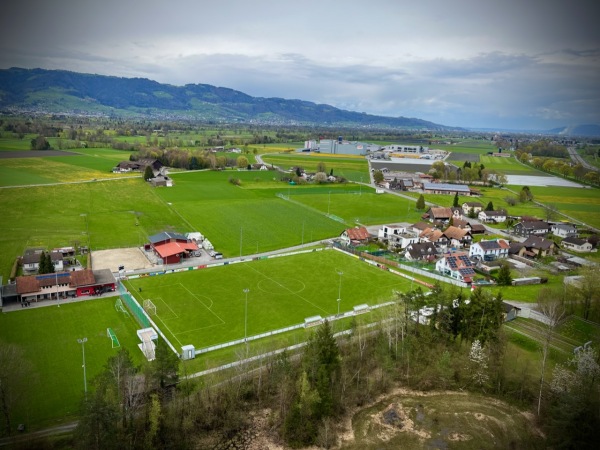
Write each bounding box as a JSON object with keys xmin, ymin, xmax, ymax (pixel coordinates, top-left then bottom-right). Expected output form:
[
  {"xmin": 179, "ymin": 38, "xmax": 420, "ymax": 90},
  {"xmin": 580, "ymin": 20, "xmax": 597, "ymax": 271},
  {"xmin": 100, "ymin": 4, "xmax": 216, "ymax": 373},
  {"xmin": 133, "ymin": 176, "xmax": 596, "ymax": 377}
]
[
  {"xmin": 240, "ymin": 227, "xmax": 243, "ymax": 258},
  {"xmin": 337, "ymin": 271, "xmax": 343, "ymax": 316},
  {"xmin": 77, "ymin": 337, "xmax": 88, "ymax": 399},
  {"xmin": 243, "ymin": 288, "xmax": 250, "ymax": 349},
  {"xmin": 56, "ymin": 271, "xmax": 60, "ymax": 307},
  {"xmin": 328, "ymin": 191, "xmax": 331, "ymax": 215}
]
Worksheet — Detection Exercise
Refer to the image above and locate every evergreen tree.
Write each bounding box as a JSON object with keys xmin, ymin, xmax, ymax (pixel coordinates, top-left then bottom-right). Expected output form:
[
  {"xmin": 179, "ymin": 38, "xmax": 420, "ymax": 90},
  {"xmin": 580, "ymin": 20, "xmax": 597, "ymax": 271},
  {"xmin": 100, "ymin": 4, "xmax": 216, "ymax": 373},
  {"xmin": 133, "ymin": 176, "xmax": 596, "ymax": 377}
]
[
  {"xmin": 453, "ymin": 192, "xmax": 459, "ymax": 207},
  {"xmin": 416, "ymin": 194, "xmax": 425, "ymax": 210},
  {"xmin": 143, "ymin": 165, "xmax": 154, "ymax": 181},
  {"xmin": 497, "ymin": 262, "xmax": 512, "ymax": 286},
  {"xmin": 485, "ymin": 201, "xmax": 494, "ymax": 211},
  {"xmin": 151, "ymin": 337, "xmax": 179, "ymax": 390}
]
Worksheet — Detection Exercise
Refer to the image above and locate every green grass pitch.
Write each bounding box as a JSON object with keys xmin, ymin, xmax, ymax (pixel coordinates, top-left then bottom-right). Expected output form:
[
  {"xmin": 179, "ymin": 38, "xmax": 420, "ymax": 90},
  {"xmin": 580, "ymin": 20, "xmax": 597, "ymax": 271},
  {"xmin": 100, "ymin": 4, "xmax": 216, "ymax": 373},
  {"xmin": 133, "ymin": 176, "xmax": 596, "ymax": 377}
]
[
  {"xmin": 124, "ymin": 249, "xmax": 413, "ymax": 350},
  {"xmin": 0, "ymin": 297, "xmax": 143, "ymax": 430}
]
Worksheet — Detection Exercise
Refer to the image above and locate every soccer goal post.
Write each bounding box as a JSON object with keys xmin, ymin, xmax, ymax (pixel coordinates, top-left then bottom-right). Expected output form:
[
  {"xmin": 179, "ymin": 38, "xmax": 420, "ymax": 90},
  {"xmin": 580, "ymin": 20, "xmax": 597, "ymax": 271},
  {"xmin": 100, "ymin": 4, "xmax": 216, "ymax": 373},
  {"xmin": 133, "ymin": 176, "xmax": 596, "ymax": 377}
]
[
  {"xmin": 143, "ymin": 299, "xmax": 157, "ymax": 316},
  {"xmin": 107, "ymin": 327, "xmax": 120, "ymax": 348}
]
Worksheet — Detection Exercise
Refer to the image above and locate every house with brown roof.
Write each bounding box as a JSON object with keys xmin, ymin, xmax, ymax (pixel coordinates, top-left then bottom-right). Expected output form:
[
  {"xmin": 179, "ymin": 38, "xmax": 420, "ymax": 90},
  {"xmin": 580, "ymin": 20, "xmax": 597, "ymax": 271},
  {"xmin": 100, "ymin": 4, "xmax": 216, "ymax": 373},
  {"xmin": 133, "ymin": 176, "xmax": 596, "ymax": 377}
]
[
  {"xmin": 424, "ymin": 207, "xmax": 454, "ymax": 224},
  {"xmin": 443, "ymin": 226, "xmax": 473, "ymax": 248},
  {"xmin": 340, "ymin": 226, "xmax": 370, "ymax": 246},
  {"xmin": 513, "ymin": 220, "xmax": 550, "ymax": 237},
  {"xmin": 15, "ymin": 269, "xmax": 116, "ymax": 303},
  {"xmin": 522, "ymin": 236, "xmax": 556, "ymax": 257}
]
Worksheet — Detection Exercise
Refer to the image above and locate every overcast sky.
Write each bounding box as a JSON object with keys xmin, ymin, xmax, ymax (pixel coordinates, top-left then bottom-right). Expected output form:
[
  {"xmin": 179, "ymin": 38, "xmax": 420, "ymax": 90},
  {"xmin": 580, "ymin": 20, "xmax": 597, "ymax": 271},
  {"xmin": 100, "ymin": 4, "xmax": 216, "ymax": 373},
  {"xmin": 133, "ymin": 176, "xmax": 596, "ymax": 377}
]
[{"xmin": 1, "ymin": 0, "xmax": 599, "ymax": 130}]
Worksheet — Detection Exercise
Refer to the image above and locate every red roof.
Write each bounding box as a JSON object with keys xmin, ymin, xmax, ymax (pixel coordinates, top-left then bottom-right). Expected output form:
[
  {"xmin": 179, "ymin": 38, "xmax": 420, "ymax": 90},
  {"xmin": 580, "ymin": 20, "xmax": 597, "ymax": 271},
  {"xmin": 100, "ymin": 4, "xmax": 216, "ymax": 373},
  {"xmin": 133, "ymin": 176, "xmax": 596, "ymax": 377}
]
[
  {"xmin": 154, "ymin": 241, "xmax": 199, "ymax": 258},
  {"xmin": 345, "ymin": 227, "xmax": 370, "ymax": 241}
]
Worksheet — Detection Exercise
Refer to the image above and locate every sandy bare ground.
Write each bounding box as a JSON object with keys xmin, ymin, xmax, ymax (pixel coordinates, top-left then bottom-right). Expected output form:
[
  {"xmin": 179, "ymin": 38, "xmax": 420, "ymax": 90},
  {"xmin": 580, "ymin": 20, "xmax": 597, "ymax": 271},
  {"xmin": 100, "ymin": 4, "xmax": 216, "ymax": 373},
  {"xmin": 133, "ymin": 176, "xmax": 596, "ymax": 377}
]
[{"xmin": 91, "ymin": 247, "xmax": 155, "ymax": 272}]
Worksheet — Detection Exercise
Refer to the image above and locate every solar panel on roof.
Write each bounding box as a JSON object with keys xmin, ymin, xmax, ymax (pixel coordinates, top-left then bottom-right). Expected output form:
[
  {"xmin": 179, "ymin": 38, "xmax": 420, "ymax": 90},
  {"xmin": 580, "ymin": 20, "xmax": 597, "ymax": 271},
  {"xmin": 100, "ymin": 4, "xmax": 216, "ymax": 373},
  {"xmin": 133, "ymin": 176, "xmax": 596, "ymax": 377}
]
[{"xmin": 36, "ymin": 272, "xmax": 70, "ymax": 280}]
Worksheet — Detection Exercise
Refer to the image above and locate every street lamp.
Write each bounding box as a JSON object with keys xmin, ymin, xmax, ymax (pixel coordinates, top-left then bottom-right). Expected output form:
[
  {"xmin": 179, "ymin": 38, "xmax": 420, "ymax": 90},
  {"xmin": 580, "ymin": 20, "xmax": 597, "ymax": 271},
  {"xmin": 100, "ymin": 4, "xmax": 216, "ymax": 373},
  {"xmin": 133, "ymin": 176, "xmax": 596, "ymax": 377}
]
[
  {"xmin": 243, "ymin": 288, "xmax": 250, "ymax": 345},
  {"xmin": 337, "ymin": 271, "xmax": 343, "ymax": 316},
  {"xmin": 77, "ymin": 337, "xmax": 88, "ymax": 398}
]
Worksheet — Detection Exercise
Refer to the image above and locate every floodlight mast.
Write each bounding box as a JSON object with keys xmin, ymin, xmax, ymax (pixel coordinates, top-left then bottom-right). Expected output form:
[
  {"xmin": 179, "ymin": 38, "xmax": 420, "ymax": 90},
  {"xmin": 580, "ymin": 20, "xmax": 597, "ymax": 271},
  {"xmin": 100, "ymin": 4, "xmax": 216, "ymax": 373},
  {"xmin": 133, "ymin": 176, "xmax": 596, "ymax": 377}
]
[
  {"xmin": 77, "ymin": 337, "xmax": 88, "ymax": 398},
  {"xmin": 243, "ymin": 288, "xmax": 250, "ymax": 352}
]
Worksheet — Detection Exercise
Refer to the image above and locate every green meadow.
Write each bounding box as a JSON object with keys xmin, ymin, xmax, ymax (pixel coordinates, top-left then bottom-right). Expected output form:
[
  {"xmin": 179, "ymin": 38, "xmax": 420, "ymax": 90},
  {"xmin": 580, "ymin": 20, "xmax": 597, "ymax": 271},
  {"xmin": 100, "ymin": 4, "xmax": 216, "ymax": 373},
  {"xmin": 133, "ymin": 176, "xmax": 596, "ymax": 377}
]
[{"xmin": 261, "ymin": 152, "xmax": 369, "ymax": 181}]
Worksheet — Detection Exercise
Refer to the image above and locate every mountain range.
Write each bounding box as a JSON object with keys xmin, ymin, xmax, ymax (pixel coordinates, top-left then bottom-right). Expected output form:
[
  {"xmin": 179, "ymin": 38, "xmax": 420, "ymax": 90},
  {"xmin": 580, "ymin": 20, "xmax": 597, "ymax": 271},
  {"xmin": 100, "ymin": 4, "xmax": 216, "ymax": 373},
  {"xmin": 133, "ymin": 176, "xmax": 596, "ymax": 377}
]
[{"xmin": 0, "ymin": 67, "xmax": 457, "ymax": 130}]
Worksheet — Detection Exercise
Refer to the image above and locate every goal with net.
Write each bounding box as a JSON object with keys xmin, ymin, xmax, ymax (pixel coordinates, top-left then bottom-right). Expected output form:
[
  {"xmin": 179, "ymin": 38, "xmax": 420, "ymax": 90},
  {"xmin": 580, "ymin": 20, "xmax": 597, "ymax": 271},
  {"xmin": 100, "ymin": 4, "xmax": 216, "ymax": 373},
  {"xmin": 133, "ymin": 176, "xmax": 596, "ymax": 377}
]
[
  {"xmin": 107, "ymin": 327, "xmax": 120, "ymax": 348},
  {"xmin": 144, "ymin": 299, "xmax": 157, "ymax": 316}
]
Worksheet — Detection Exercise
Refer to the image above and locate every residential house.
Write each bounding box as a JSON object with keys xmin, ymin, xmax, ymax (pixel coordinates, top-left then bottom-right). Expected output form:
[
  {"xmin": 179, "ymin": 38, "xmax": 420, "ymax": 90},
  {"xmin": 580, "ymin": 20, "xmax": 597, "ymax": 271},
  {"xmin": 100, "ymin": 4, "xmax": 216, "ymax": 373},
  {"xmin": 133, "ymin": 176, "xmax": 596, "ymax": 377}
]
[
  {"xmin": 443, "ymin": 226, "xmax": 473, "ymax": 248},
  {"xmin": 424, "ymin": 207, "xmax": 454, "ymax": 224},
  {"xmin": 509, "ymin": 242, "xmax": 527, "ymax": 257},
  {"xmin": 378, "ymin": 224, "xmax": 418, "ymax": 249},
  {"xmin": 404, "ymin": 242, "xmax": 438, "ymax": 262},
  {"xmin": 462, "ymin": 202, "xmax": 483, "ymax": 216},
  {"xmin": 411, "ymin": 221, "xmax": 432, "ymax": 234},
  {"xmin": 340, "ymin": 226, "xmax": 370, "ymax": 246},
  {"xmin": 478, "ymin": 210, "xmax": 507, "ymax": 223},
  {"xmin": 551, "ymin": 223, "xmax": 578, "ymax": 239},
  {"xmin": 22, "ymin": 249, "xmax": 64, "ymax": 273},
  {"xmin": 435, "ymin": 252, "xmax": 477, "ymax": 283},
  {"xmin": 513, "ymin": 220, "xmax": 550, "ymax": 237},
  {"xmin": 522, "ymin": 236, "xmax": 556, "ymax": 257},
  {"xmin": 469, "ymin": 239, "xmax": 510, "ymax": 261},
  {"xmin": 419, "ymin": 227, "xmax": 448, "ymax": 249},
  {"xmin": 561, "ymin": 237, "xmax": 593, "ymax": 253},
  {"xmin": 469, "ymin": 223, "xmax": 487, "ymax": 235}
]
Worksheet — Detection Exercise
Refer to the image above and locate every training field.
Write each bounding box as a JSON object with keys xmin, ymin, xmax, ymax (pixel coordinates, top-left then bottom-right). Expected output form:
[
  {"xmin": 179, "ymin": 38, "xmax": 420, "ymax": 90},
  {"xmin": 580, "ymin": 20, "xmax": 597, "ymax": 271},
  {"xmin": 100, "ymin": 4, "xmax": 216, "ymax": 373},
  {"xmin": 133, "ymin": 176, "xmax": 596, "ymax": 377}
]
[
  {"xmin": 0, "ymin": 297, "xmax": 142, "ymax": 429},
  {"xmin": 124, "ymin": 249, "xmax": 412, "ymax": 350}
]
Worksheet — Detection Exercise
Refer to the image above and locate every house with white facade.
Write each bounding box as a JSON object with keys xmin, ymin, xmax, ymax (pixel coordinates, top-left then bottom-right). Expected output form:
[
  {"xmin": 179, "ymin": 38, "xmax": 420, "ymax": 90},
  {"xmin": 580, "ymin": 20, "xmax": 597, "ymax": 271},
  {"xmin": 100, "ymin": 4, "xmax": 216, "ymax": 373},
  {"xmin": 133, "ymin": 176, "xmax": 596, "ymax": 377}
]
[
  {"xmin": 561, "ymin": 237, "xmax": 593, "ymax": 253},
  {"xmin": 462, "ymin": 202, "xmax": 483, "ymax": 216},
  {"xmin": 378, "ymin": 224, "xmax": 419, "ymax": 249},
  {"xmin": 469, "ymin": 239, "xmax": 510, "ymax": 261},
  {"xmin": 478, "ymin": 210, "xmax": 507, "ymax": 223},
  {"xmin": 435, "ymin": 252, "xmax": 477, "ymax": 283},
  {"xmin": 551, "ymin": 223, "xmax": 578, "ymax": 239}
]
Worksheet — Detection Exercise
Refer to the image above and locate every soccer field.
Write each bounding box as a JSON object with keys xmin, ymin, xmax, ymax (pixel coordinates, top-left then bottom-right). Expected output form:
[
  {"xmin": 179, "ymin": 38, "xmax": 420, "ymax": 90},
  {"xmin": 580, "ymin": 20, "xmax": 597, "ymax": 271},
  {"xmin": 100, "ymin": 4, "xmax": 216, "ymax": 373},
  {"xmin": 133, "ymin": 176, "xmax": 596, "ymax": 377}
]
[{"xmin": 123, "ymin": 249, "xmax": 413, "ymax": 350}]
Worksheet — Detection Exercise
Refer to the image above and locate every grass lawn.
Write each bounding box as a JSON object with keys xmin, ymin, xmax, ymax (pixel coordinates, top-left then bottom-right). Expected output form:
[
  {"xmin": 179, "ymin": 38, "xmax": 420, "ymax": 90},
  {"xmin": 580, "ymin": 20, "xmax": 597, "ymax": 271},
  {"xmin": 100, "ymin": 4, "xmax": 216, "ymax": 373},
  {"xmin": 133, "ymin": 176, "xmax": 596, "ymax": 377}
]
[
  {"xmin": 0, "ymin": 297, "xmax": 143, "ymax": 430},
  {"xmin": 123, "ymin": 249, "xmax": 412, "ymax": 350}
]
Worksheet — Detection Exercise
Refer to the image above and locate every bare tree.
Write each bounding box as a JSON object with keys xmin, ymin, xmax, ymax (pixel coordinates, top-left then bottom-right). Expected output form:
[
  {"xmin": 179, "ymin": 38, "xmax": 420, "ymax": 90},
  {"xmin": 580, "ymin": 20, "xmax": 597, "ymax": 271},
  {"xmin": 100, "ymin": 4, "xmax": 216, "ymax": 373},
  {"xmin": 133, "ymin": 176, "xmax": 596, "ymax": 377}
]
[{"xmin": 537, "ymin": 292, "xmax": 567, "ymax": 416}]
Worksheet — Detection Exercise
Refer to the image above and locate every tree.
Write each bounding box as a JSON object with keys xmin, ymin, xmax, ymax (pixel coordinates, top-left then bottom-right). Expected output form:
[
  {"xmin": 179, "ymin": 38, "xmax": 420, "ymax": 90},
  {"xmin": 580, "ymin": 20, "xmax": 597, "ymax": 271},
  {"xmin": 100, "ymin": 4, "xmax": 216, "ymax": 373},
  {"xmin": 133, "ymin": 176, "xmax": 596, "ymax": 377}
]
[
  {"xmin": 373, "ymin": 170, "xmax": 384, "ymax": 184},
  {"xmin": 536, "ymin": 294, "xmax": 566, "ymax": 416},
  {"xmin": 316, "ymin": 161, "xmax": 327, "ymax": 173},
  {"xmin": 236, "ymin": 156, "xmax": 249, "ymax": 169},
  {"xmin": 314, "ymin": 172, "xmax": 328, "ymax": 183},
  {"xmin": 519, "ymin": 186, "xmax": 533, "ymax": 202},
  {"xmin": 416, "ymin": 194, "xmax": 425, "ymax": 211},
  {"xmin": 151, "ymin": 338, "xmax": 179, "ymax": 390},
  {"xmin": 485, "ymin": 201, "xmax": 494, "ymax": 211},
  {"xmin": 544, "ymin": 203, "xmax": 559, "ymax": 222},
  {"xmin": 30, "ymin": 135, "xmax": 51, "ymax": 150},
  {"xmin": 496, "ymin": 262, "xmax": 512, "ymax": 286},
  {"xmin": 468, "ymin": 340, "xmax": 489, "ymax": 388},
  {"xmin": 143, "ymin": 165, "xmax": 154, "ymax": 181},
  {"xmin": 453, "ymin": 192, "xmax": 459, "ymax": 207}
]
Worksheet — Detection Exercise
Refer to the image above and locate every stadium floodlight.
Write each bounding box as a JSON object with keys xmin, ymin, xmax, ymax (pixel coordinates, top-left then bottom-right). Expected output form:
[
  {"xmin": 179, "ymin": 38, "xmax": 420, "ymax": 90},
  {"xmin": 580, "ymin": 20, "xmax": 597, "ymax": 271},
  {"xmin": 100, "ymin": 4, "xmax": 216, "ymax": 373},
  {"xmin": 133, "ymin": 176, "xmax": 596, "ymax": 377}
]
[
  {"xmin": 337, "ymin": 271, "xmax": 343, "ymax": 316},
  {"xmin": 77, "ymin": 337, "xmax": 88, "ymax": 398},
  {"xmin": 243, "ymin": 288, "xmax": 250, "ymax": 346}
]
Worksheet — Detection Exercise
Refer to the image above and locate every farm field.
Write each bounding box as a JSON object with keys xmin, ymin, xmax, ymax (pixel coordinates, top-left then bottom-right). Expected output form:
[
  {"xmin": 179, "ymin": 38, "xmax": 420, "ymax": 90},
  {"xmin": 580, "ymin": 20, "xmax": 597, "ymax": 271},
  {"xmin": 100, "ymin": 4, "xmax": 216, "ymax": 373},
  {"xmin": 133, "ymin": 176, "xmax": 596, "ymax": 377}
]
[
  {"xmin": 0, "ymin": 297, "xmax": 143, "ymax": 430},
  {"xmin": 123, "ymin": 249, "xmax": 412, "ymax": 350},
  {"xmin": 0, "ymin": 147, "xmax": 135, "ymax": 186}
]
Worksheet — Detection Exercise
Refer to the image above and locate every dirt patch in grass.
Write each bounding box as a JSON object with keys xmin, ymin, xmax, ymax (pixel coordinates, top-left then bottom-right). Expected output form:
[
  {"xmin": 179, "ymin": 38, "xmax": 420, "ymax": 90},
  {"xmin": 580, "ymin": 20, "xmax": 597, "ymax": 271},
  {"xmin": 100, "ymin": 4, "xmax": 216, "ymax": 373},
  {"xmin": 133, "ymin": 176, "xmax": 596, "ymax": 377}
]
[{"xmin": 91, "ymin": 247, "xmax": 155, "ymax": 272}]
